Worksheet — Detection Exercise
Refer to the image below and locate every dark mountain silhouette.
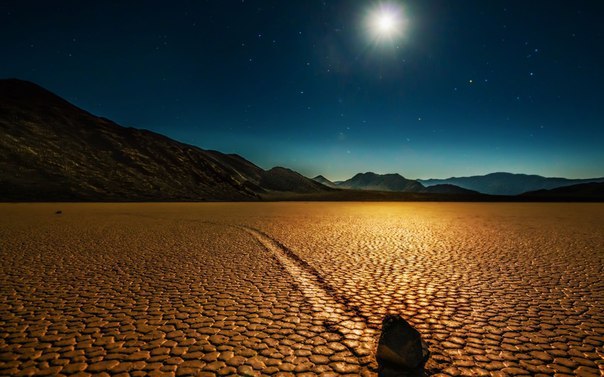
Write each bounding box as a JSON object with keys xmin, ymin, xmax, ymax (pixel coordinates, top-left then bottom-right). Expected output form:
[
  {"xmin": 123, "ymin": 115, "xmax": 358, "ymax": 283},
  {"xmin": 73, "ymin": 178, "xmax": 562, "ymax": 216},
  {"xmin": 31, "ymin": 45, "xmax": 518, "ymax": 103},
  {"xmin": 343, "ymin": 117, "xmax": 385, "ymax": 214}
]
[
  {"xmin": 419, "ymin": 172, "xmax": 604, "ymax": 195},
  {"xmin": 421, "ymin": 184, "xmax": 479, "ymax": 195},
  {"xmin": 260, "ymin": 167, "xmax": 328, "ymax": 192},
  {"xmin": 312, "ymin": 175, "xmax": 338, "ymax": 188},
  {"xmin": 338, "ymin": 172, "xmax": 425, "ymax": 192},
  {"xmin": 521, "ymin": 182, "xmax": 604, "ymax": 200},
  {"xmin": 0, "ymin": 79, "xmax": 330, "ymax": 201},
  {"xmin": 313, "ymin": 173, "xmax": 479, "ymax": 195}
]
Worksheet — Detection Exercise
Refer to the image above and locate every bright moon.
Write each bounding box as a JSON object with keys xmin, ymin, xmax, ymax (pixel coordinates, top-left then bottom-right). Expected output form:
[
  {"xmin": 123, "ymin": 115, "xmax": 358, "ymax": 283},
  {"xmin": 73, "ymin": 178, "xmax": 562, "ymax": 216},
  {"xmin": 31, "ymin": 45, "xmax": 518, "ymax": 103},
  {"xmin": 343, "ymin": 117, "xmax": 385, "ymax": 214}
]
[
  {"xmin": 366, "ymin": 3, "xmax": 406, "ymax": 42},
  {"xmin": 376, "ymin": 13, "xmax": 396, "ymax": 34}
]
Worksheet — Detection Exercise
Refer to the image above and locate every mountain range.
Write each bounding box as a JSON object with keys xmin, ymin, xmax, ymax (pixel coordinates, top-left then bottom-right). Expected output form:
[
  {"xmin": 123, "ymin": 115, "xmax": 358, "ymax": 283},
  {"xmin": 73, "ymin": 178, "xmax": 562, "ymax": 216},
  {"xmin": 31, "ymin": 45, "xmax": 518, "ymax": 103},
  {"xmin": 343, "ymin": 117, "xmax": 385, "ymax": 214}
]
[
  {"xmin": 419, "ymin": 172, "xmax": 604, "ymax": 196},
  {"xmin": 314, "ymin": 173, "xmax": 479, "ymax": 195},
  {"xmin": 312, "ymin": 172, "xmax": 604, "ymax": 198},
  {"xmin": 1, "ymin": 79, "xmax": 602, "ymax": 201}
]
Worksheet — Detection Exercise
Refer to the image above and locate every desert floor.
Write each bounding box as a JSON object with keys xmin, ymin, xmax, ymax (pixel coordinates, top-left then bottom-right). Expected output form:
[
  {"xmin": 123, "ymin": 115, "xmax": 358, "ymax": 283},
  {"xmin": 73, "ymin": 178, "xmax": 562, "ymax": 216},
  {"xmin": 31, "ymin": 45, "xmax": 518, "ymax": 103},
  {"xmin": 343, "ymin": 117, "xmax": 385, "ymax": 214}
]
[{"xmin": 1, "ymin": 202, "xmax": 603, "ymax": 377}]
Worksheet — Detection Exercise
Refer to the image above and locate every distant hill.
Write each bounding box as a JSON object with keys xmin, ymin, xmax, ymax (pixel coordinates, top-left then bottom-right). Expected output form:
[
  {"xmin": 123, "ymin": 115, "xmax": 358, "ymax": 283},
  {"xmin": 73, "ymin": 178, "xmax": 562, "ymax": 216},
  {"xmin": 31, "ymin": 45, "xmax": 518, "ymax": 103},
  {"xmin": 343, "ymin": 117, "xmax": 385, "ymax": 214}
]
[
  {"xmin": 419, "ymin": 172, "xmax": 604, "ymax": 195},
  {"xmin": 260, "ymin": 167, "xmax": 328, "ymax": 193},
  {"xmin": 313, "ymin": 173, "xmax": 479, "ymax": 195},
  {"xmin": 312, "ymin": 175, "xmax": 338, "ymax": 188},
  {"xmin": 421, "ymin": 184, "xmax": 479, "ymax": 195},
  {"xmin": 521, "ymin": 182, "xmax": 604, "ymax": 200},
  {"xmin": 0, "ymin": 79, "xmax": 330, "ymax": 201},
  {"xmin": 338, "ymin": 172, "xmax": 425, "ymax": 192}
]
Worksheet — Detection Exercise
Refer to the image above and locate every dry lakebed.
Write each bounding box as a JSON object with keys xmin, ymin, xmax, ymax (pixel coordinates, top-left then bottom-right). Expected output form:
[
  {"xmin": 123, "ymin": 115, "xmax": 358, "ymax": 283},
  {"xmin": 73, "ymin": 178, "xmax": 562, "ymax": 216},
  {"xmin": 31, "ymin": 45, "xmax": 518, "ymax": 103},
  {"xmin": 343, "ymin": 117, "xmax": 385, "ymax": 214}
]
[{"xmin": 1, "ymin": 202, "xmax": 603, "ymax": 376}]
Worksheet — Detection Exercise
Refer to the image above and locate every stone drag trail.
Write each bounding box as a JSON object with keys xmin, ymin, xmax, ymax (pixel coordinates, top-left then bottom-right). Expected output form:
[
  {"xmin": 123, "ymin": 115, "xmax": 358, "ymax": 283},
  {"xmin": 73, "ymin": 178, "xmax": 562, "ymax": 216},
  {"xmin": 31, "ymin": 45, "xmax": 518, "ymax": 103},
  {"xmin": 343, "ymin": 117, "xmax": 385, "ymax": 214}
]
[
  {"xmin": 1, "ymin": 202, "xmax": 603, "ymax": 377},
  {"xmin": 240, "ymin": 226, "xmax": 378, "ymax": 368},
  {"xmin": 0, "ymin": 204, "xmax": 375, "ymax": 376},
  {"xmin": 249, "ymin": 203, "xmax": 604, "ymax": 376}
]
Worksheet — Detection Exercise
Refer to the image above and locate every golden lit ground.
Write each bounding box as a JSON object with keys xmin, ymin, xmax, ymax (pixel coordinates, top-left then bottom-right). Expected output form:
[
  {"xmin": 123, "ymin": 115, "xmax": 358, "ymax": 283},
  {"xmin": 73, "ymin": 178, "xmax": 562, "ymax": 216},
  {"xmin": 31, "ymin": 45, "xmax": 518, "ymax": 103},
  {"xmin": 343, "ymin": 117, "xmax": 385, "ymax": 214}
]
[{"xmin": 1, "ymin": 203, "xmax": 603, "ymax": 377}]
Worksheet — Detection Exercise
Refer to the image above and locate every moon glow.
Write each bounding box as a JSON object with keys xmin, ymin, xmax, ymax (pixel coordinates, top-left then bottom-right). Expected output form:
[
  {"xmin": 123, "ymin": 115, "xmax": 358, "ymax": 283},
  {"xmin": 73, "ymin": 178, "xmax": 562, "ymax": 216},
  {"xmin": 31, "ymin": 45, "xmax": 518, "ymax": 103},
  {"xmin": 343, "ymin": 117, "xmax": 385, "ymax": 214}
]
[{"xmin": 366, "ymin": 3, "xmax": 407, "ymax": 43}]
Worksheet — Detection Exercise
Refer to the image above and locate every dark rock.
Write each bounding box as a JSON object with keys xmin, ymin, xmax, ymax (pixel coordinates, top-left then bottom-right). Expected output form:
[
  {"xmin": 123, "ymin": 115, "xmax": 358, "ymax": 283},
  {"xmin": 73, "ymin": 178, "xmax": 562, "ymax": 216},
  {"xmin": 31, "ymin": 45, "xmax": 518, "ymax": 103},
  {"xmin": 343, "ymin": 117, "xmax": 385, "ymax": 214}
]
[
  {"xmin": 55, "ymin": 210, "xmax": 62, "ymax": 215},
  {"xmin": 377, "ymin": 314, "xmax": 429, "ymax": 374}
]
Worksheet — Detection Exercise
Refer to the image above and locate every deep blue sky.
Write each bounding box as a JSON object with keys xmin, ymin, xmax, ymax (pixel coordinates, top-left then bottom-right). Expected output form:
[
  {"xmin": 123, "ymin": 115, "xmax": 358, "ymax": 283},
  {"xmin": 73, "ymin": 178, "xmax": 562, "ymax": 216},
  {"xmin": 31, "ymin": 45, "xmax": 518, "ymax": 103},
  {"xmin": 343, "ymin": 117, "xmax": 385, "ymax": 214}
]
[{"xmin": 1, "ymin": 1, "xmax": 603, "ymax": 180}]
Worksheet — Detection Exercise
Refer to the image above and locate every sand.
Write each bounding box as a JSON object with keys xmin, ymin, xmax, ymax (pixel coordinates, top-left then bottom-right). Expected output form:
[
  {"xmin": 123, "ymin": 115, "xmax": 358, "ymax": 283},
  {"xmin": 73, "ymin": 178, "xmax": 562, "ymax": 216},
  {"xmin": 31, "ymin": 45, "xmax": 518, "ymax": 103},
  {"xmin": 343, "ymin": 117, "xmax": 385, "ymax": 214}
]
[{"xmin": 1, "ymin": 202, "xmax": 603, "ymax": 376}]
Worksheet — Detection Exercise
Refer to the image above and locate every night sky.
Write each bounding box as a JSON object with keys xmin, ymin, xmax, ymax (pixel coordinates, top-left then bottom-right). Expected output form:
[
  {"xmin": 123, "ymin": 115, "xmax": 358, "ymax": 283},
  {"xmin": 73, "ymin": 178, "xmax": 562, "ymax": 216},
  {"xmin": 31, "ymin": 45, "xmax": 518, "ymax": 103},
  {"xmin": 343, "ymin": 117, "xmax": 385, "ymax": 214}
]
[{"xmin": 1, "ymin": 1, "xmax": 603, "ymax": 180}]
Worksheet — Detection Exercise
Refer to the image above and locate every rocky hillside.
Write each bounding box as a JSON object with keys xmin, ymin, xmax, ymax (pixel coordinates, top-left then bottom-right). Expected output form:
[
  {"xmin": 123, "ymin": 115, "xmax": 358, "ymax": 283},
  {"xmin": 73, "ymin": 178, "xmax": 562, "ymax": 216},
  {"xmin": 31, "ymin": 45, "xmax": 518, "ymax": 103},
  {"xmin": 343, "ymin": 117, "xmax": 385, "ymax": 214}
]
[{"xmin": 0, "ymin": 79, "xmax": 330, "ymax": 201}]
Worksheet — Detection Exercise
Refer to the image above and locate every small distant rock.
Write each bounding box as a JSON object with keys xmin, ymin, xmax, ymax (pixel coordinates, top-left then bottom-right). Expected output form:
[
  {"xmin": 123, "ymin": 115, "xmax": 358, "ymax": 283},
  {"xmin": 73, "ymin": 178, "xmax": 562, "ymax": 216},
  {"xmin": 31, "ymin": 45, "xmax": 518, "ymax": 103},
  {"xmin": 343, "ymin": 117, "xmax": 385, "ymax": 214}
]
[
  {"xmin": 376, "ymin": 314, "xmax": 429, "ymax": 375},
  {"xmin": 55, "ymin": 210, "xmax": 62, "ymax": 215}
]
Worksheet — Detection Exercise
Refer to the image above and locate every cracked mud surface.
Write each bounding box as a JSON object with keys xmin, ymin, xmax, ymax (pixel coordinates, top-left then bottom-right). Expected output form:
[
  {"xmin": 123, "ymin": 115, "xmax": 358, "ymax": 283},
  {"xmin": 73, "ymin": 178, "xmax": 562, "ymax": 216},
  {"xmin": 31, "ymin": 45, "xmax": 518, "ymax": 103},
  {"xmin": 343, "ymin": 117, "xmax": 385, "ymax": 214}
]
[{"xmin": 1, "ymin": 203, "xmax": 603, "ymax": 376}]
